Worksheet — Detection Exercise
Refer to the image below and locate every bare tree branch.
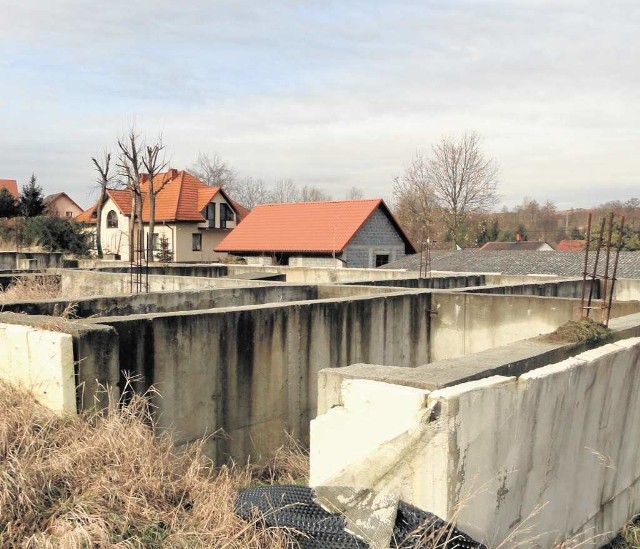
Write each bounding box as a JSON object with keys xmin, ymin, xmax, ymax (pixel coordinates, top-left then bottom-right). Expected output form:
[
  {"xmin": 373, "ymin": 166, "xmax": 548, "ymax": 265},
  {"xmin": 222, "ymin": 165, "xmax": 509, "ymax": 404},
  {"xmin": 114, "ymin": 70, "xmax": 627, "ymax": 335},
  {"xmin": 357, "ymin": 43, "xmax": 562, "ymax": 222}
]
[{"xmin": 91, "ymin": 149, "xmax": 113, "ymax": 259}]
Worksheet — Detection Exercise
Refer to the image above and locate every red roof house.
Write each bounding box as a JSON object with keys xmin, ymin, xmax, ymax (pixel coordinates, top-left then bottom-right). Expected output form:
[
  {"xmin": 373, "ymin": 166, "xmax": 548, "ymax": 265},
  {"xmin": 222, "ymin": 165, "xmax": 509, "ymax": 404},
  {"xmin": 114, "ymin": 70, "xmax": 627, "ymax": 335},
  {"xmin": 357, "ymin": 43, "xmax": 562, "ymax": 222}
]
[
  {"xmin": 0, "ymin": 179, "xmax": 19, "ymax": 199},
  {"xmin": 215, "ymin": 199, "xmax": 416, "ymax": 268},
  {"xmin": 76, "ymin": 169, "xmax": 248, "ymax": 261}
]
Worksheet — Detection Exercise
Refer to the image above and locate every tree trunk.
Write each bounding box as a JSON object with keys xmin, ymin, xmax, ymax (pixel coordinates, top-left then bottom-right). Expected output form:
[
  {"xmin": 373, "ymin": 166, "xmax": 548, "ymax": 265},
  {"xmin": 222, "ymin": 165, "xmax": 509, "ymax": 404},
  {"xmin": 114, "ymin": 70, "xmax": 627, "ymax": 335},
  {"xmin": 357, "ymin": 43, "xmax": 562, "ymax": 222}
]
[
  {"xmin": 129, "ymin": 193, "xmax": 137, "ymax": 262},
  {"xmin": 95, "ymin": 187, "xmax": 107, "ymax": 259},
  {"xmin": 148, "ymin": 187, "xmax": 155, "ymax": 263}
]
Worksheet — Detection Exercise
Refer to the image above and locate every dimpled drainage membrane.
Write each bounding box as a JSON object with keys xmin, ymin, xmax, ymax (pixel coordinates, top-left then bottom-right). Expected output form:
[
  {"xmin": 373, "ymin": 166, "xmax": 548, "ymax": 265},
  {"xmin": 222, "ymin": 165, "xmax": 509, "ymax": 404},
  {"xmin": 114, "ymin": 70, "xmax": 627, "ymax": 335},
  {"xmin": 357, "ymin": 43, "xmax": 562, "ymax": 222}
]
[{"xmin": 236, "ymin": 485, "xmax": 487, "ymax": 548}]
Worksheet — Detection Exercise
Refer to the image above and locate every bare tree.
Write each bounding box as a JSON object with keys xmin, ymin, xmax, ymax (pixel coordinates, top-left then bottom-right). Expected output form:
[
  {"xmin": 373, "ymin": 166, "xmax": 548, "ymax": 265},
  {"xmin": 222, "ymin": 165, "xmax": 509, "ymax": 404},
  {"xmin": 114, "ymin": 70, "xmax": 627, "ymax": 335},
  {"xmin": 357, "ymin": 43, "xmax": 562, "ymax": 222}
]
[
  {"xmin": 392, "ymin": 153, "xmax": 440, "ymax": 245},
  {"xmin": 426, "ymin": 132, "xmax": 498, "ymax": 247},
  {"xmin": 117, "ymin": 129, "xmax": 144, "ymax": 262},
  {"xmin": 91, "ymin": 149, "xmax": 114, "ymax": 259},
  {"xmin": 190, "ymin": 153, "xmax": 237, "ymax": 189},
  {"xmin": 345, "ymin": 186, "xmax": 364, "ymax": 200},
  {"xmin": 269, "ymin": 179, "xmax": 300, "ymax": 203},
  {"xmin": 229, "ymin": 176, "xmax": 269, "ymax": 209},
  {"xmin": 141, "ymin": 139, "xmax": 171, "ymax": 262},
  {"xmin": 300, "ymin": 185, "xmax": 331, "ymax": 202}
]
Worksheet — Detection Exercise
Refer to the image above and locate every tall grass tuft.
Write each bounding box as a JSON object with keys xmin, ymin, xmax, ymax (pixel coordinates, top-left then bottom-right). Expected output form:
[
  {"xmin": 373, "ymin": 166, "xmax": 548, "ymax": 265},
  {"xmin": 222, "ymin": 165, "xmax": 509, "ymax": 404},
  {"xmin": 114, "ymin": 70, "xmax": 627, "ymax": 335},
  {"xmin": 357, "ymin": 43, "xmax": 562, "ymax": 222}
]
[
  {"xmin": 0, "ymin": 380, "xmax": 301, "ymax": 548},
  {"xmin": 0, "ymin": 275, "xmax": 60, "ymax": 303}
]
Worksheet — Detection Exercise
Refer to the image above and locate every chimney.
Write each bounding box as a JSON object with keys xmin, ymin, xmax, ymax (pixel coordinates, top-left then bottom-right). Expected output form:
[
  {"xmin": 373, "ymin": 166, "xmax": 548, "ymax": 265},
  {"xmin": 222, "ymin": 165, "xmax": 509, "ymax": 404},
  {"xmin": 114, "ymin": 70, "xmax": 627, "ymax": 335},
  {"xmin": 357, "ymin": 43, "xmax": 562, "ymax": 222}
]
[{"xmin": 169, "ymin": 168, "xmax": 178, "ymax": 179}]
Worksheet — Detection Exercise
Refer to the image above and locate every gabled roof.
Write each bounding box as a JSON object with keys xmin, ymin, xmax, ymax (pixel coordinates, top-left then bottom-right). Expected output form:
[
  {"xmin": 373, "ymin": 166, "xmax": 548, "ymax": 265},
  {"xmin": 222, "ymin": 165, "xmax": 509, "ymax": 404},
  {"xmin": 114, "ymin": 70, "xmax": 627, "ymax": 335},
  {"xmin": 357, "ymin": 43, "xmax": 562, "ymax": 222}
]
[
  {"xmin": 44, "ymin": 192, "xmax": 83, "ymax": 211},
  {"xmin": 479, "ymin": 241, "xmax": 555, "ymax": 251},
  {"xmin": 215, "ymin": 199, "xmax": 415, "ymax": 254},
  {"xmin": 76, "ymin": 170, "xmax": 247, "ymax": 224},
  {"xmin": 556, "ymin": 239, "xmax": 586, "ymax": 252},
  {"xmin": 0, "ymin": 179, "xmax": 19, "ymax": 199}
]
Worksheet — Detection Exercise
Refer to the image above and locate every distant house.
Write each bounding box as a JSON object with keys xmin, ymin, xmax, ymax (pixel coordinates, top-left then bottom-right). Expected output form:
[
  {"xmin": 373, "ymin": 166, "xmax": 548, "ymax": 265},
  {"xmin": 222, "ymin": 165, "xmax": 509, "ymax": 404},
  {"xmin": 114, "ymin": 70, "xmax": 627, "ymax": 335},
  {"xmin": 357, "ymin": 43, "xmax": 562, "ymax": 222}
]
[
  {"xmin": 0, "ymin": 179, "xmax": 19, "ymax": 199},
  {"xmin": 76, "ymin": 169, "xmax": 248, "ymax": 261},
  {"xmin": 215, "ymin": 198, "xmax": 416, "ymax": 268},
  {"xmin": 480, "ymin": 241, "xmax": 555, "ymax": 252},
  {"xmin": 44, "ymin": 193, "xmax": 84, "ymax": 219},
  {"xmin": 556, "ymin": 239, "xmax": 586, "ymax": 252}
]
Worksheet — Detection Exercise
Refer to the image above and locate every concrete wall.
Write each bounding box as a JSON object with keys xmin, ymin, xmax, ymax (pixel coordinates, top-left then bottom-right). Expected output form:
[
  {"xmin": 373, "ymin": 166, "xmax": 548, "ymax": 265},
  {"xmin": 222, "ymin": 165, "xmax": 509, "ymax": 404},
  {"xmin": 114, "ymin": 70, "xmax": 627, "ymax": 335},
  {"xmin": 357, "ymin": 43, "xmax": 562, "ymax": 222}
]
[
  {"xmin": 0, "ymin": 285, "xmax": 319, "ymax": 318},
  {"xmin": 0, "ymin": 251, "xmax": 64, "ymax": 270},
  {"xmin": 58, "ymin": 269, "xmax": 282, "ymax": 296},
  {"xmin": 430, "ymin": 292, "xmax": 640, "ymax": 361},
  {"xmin": 96, "ymin": 264, "xmax": 228, "ymax": 278},
  {"xmin": 612, "ymin": 278, "xmax": 640, "ymax": 301},
  {"xmin": 82, "ymin": 291, "xmax": 431, "ymax": 463},
  {"xmin": 310, "ymin": 338, "xmax": 640, "ymax": 548},
  {"xmin": 345, "ymin": 275, "xmax": 485, "ymax": 290},
  {"xmin": 0, "ymin": 322, "xmax": 76, "ymax": 413}
]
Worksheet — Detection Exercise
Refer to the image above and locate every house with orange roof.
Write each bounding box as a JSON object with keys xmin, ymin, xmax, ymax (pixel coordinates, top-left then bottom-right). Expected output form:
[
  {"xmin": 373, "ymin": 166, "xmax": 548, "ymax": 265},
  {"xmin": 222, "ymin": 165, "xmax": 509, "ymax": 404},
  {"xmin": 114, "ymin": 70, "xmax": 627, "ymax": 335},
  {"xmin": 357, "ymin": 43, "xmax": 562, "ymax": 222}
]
[
  {"xmin": 76, "ymin": 169, "xmax": 248, "ymax": 261},
  {"xmin": 215, "ymin": 198, "xmax": 416, "ymax": 268},
  {"xmin": 44, "ymin": 192, "xmax": 84, "ymax": 219},
  {"xmin": 0, "ymin": 179, "xmax": 19, "ymax": 199}
]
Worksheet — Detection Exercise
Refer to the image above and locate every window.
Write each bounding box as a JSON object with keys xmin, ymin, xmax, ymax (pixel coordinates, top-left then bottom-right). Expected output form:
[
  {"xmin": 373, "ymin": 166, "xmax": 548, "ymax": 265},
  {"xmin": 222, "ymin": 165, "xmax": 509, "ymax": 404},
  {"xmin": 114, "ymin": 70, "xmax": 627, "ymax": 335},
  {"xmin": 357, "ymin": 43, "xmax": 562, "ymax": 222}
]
[
  {"xmin": 375, "ymin": 254, "xmax": 390, "ymax": 267},
  {"xmin": 152, "ymin": 233, "xmax": 160, "ymax": 251},
  {"xmin": 106, "ymin": 210, "xmax": 118, "ymax": 228},
  {"xmin": 220, "ymin": 203, "xmax": 234, "ymax": 228},
  {"xmin": 65, "ymin": 211, "xmax": 73, "ymax": 217},
  {"xmin": 192, "ymin": 233, "xmax": 202, "ymax": 251}
]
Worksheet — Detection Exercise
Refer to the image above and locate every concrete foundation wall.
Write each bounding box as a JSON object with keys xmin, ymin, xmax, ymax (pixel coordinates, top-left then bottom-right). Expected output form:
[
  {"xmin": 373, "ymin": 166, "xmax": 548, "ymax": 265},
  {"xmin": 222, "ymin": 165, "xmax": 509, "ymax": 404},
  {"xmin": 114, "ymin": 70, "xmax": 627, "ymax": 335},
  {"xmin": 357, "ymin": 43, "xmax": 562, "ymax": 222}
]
[
  {"xmin": 58, "ymin": 269, "xmax": 282, "ymax": 296},
  {"xmin": 0, "ymin": 285, "xmax": 319, "ymax": 318},
  {"xmin": 0, "ymin": 251, "xmax": 64, "ymax": 270},
  {"xmin": 84, "ymin": 292, "xmax": 431, "ymax": 463},
  {"xmin": 227, "ymin": 264, "xmax": 421, "ymax": 284},
  {"xmin": 430, "ymin": 292, "xmax": 640, "ymax": 361},
  {"xmin": 310, "ymin": 338, "xmax": 640, "ymax": 548},
  {"xmin": 0, "ymin": 322, "xmax": 75, "ymax": 413},
  {"xmin": 95, "ymin": 264, "xmax": 228, "ymax": 278},
  {"xmin": 344, "ymin": 275, "xmax": 485, "ymax": 290}
]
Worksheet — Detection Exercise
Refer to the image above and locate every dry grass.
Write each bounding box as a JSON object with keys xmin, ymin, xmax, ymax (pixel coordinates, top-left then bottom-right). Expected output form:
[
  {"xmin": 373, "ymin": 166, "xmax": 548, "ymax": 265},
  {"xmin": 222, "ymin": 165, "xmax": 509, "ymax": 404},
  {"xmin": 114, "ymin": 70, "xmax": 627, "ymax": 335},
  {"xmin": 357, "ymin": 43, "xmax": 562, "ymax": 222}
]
[
  {"xmin": 0, "ymin": 275, "xmax": 61, "ymax": 303},
  {"xmin": 0, "ymin": 380, "xmax": 304, "ymax": 548}
]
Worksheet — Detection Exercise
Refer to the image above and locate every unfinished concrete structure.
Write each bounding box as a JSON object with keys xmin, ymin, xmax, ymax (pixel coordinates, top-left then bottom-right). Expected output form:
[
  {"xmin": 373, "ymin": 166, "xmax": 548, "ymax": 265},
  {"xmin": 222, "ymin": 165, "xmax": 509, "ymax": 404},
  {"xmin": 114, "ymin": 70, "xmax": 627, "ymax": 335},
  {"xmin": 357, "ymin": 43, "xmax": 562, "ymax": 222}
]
[{"xmin": 2, "ymin": 258, "xmax": 640, "ymax": 547}]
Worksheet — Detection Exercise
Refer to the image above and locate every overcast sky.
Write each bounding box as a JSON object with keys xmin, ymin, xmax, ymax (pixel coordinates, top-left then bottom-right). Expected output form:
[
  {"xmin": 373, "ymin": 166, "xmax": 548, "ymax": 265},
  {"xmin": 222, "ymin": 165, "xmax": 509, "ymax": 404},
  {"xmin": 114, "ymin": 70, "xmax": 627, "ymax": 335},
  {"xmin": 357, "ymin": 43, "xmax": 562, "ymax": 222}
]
[{"xmin": 1, "ymin": 0, "xmax": 638, "ymax": 210}]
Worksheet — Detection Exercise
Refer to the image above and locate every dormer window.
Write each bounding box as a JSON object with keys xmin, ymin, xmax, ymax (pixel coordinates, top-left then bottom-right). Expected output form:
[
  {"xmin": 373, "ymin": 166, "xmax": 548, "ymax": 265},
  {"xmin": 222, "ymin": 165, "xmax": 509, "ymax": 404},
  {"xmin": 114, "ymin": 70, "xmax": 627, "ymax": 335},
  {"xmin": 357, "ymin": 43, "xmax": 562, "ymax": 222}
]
[
  {"xmin": 220, "ymin": 203, "xmax": 234, "ymax": 228},
  {"xmin": 106, "ymin": 210, "xmax": 118, "ymax": 228}
]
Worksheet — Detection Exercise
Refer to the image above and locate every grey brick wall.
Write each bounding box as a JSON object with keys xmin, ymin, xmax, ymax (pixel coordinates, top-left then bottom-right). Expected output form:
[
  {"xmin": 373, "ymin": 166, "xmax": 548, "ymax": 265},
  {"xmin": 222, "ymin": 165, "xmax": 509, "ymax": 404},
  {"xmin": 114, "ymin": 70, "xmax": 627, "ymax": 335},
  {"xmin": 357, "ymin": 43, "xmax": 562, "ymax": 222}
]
[{"xmin": 344, "ymin": 208, "xmax": 406, "ymax": 268}]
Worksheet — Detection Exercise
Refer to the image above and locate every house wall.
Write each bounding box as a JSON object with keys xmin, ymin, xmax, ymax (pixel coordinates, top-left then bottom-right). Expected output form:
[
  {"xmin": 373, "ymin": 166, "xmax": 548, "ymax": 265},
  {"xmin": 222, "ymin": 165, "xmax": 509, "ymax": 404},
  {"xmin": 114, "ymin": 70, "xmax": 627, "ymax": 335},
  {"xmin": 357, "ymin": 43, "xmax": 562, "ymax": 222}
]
[
  {"xmin": 343, "ymin": 208, "xmax": 407, "ymax": 268},
  {"xmin": 100, "ymin": 197, "xmax": 131, "ymax": 259},
  {"xmin": 173, "ymin": 223, "xmax": 228, "ymax": 262},
  {"xmin": 47, "ymin": 195, "xmax": 84, "ymax": 218},
  {"xmin": 288, "ymin": 256, "xmax": 345, "ymax": 268}
]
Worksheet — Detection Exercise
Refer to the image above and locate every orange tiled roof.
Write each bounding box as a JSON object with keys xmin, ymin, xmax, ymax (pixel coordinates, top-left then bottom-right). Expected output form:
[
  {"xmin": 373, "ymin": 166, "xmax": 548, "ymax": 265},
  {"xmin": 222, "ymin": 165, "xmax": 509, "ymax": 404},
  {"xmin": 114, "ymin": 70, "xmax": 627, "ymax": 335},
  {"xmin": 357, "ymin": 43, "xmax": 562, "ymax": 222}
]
[
  {"xmin": 76, "ymin": 170, "xmax": 244, "ymax": 223},
  {"xmin": 0, "ymin": 179, "xmax": 19, "ymax": 199},
  {"xmin": 556, "ymin": 239, "xmax": 586, "ymax": 252},
  {"xmin": 215, "ymin": 199, "xmax": 413, "ymax": 253},
  {"xmin": 75, "ymin": 204, "xmax": 97, "ymax": 223}
]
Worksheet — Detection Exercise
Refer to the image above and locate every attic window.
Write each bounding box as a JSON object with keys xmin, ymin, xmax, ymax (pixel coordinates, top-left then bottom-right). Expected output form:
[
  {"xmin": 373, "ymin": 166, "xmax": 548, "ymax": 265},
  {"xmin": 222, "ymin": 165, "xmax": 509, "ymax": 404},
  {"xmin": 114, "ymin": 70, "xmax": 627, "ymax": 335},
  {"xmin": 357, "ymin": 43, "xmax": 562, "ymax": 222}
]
[{"xmin": 106, "ymin": 210, "xmax": 118, "ymax": 228}]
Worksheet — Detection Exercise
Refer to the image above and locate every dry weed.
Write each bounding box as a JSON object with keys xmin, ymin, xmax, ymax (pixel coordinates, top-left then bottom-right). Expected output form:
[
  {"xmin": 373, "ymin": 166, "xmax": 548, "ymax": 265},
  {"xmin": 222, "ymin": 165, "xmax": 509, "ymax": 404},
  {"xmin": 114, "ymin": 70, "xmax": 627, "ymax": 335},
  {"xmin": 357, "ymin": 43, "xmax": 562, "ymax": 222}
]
[
  {"xmin": 0, "ymin": 275, "xmax": 60, "ymax": 303},
  {"xmin": 0, "ymin": 380, "xmax": 302, "ymax": 548}
]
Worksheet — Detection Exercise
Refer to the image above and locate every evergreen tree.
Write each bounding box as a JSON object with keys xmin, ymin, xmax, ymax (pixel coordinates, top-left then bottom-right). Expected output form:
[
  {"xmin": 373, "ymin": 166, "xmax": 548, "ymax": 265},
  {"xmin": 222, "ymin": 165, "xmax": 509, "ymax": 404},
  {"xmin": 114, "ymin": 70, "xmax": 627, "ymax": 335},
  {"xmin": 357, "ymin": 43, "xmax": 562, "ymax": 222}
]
[
  {"xmin": 20, "ymin": 174, "xmax": 45, "ymax": 217},
  {"xmin": 0, "ymin": 188, "xmax": 19, "ymax": 218}
]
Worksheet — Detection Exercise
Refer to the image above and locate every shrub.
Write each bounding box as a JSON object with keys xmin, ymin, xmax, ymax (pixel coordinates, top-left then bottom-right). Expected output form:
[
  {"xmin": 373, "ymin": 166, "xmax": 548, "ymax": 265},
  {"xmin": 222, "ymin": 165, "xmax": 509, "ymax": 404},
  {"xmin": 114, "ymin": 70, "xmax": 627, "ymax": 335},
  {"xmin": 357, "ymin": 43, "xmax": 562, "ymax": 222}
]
[{"xmin": 22, "ymin": 216, "xmax": 91, "ymax": 255}]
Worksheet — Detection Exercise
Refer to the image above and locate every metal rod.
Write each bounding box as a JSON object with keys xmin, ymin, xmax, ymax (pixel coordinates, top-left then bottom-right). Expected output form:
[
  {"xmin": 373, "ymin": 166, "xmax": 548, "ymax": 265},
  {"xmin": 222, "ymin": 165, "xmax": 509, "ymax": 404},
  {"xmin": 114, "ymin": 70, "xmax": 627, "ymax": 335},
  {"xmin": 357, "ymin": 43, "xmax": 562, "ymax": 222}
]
[
  {"xmin": 601, "ymin": 213, "xmax": 614, "ymax": 322},
  {"xmin": 586, "ymin": 217, "xmax": 606, "ymax": 318},
  {"xmin": 579, "ymin": 213, "xmax": 592, "ymax": 317},
  {"xmin": 605, "ymin": 216, "xmax": 625, "ymax": 326}
]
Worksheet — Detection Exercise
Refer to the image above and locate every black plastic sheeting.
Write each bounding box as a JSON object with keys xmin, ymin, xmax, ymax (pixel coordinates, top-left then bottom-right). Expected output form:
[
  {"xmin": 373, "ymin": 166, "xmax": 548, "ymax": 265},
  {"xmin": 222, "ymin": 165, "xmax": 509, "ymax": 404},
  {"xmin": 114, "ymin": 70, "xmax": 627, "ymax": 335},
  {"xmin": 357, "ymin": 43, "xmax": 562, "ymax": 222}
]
[{"xmin": 236, "ymin": 485, "xmax": 487, "ymax": 549}]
